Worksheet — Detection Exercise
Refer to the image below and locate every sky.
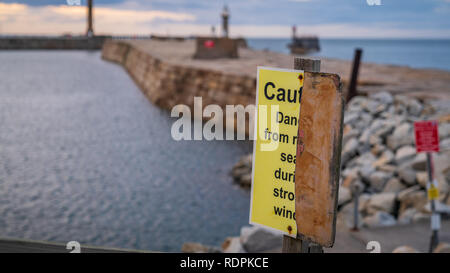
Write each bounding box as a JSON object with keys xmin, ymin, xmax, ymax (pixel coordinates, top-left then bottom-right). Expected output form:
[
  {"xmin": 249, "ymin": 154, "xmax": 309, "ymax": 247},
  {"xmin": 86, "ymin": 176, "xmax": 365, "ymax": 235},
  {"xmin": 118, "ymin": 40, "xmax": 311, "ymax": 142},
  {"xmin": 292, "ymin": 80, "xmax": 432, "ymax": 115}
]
[{"xmin": 0, "ymin": 0, "xmax": 450, "ymax": 38}]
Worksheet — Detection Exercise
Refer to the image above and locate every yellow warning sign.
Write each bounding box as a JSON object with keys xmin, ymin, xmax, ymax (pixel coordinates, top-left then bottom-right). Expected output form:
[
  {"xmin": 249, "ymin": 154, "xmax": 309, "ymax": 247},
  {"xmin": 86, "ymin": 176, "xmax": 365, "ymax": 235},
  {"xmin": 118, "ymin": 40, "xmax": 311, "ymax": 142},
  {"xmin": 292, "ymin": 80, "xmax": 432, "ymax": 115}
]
[
  {"xmin": 249, "ymin": 67, "xmax": 304, "ymax": 236},
  {"xmin": 428, "ymin": 185, "xmax": 439, "ymax": 200}
]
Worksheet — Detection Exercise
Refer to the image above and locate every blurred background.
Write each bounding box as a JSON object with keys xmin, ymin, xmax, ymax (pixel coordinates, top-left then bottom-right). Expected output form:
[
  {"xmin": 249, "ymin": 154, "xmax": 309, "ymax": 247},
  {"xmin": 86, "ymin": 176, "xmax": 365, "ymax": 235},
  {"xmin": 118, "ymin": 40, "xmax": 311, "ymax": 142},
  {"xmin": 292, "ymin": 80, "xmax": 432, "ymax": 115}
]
[{"xmin": 0, "ymin": 0, "xmax": 449, "ymax": 253}]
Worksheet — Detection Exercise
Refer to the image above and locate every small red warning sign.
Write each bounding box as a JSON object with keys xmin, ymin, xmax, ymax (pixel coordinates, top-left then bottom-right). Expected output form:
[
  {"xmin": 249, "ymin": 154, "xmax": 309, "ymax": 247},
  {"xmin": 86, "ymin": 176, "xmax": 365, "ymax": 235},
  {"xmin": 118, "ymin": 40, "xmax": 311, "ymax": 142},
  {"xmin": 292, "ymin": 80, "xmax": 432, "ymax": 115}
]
[{"xmin": 414, "ymin": 121, "xmax": 440, "ymax": 153}]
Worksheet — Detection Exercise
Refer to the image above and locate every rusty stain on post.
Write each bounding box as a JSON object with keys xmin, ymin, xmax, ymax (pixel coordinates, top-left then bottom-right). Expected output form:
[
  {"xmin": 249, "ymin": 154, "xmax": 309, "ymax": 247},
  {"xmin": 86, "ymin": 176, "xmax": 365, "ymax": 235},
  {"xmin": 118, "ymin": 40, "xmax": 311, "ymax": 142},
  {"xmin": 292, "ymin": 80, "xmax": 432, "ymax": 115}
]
[{"xmin": 294, "ymin": 67, "xmax": 344, "ymax": 247}]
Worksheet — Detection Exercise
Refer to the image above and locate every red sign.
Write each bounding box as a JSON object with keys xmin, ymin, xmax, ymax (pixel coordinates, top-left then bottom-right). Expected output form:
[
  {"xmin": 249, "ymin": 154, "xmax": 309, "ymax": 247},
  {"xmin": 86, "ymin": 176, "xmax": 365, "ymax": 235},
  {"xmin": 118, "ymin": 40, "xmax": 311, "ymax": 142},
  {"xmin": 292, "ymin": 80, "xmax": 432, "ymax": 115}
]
[
  {"xmin": 204, "ymin": 40, "xmax": 215, "ymax": 48},
  {"xmin": 414, "ymin": 121, "xmax": 440, "ymax": 153}
]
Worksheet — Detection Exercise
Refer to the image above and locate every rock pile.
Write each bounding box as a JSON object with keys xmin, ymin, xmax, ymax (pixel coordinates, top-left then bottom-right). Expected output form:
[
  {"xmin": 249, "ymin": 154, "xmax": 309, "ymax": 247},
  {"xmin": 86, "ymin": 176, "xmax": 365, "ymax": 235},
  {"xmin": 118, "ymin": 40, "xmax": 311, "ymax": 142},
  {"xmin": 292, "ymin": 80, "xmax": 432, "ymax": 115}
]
[
  {"xmin": 232, "ymin": 92, "xmax": 450, "ymax": 228},
  {"xmin": 222, "ymin": 226, "xmax": 282, "ymax": 253},
  {"xmin": 231, "ymin": 154, "xmax": 253, "ymax": 188}
]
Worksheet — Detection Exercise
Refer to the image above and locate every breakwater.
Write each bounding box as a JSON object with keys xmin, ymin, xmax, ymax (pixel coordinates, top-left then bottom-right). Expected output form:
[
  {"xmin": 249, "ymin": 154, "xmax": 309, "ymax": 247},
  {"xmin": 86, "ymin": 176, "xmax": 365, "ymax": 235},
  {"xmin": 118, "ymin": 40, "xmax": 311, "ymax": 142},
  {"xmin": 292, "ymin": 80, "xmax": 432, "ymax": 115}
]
[
  {"xmin": 101, "ymin": 39, "xmax": 256, "ymax": 114},
  {"xmin": 0, "ymin": 36, "xmax": 109, "ymax": 50}
]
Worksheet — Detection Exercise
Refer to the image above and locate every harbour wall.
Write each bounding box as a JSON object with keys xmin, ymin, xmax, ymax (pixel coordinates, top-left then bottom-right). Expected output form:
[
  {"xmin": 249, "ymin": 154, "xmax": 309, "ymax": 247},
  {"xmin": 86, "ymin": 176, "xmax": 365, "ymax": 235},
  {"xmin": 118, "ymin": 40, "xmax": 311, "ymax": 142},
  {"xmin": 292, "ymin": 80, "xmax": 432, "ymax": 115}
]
[
  {"xmin": 0, "ymin": 36, "xmax": 109, "ymax": 50},
  {"xmin": 101, "ymin": 39, "xmax": 256, "ymax": 134}
]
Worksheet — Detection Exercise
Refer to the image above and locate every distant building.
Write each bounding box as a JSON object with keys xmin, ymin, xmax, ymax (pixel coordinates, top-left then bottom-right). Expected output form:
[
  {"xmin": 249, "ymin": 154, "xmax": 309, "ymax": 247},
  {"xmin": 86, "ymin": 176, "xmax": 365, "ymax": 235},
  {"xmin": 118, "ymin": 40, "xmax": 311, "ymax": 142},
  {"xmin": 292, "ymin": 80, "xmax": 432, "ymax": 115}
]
[{"xmin": 287, "ymin": 25, "xmax": 320, "ymax": 55}]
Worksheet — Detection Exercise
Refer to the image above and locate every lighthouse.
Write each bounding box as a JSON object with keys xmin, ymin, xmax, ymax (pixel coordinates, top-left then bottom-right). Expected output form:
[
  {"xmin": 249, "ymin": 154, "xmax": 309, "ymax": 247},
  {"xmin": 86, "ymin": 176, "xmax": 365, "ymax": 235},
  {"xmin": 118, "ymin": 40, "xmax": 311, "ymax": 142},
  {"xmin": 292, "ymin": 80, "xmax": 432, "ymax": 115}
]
[
  {"xmin": 86, "ymin": 0, "xmax": 94, "ymax": 37},
  {"xmin": 221, "ymin": 5, "xmax": 229, "ymax": 38}
]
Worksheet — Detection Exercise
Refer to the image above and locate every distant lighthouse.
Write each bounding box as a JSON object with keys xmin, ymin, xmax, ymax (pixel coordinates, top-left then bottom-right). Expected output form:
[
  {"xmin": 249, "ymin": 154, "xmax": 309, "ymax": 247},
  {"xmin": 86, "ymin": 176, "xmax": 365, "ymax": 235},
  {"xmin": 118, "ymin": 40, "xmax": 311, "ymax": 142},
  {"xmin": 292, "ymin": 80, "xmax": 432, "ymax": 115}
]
[
  {"xmin": 86, "ymin": 0, "xmax": 94, "ymax": 37},
  {"xmin": 221, "ymin": 5, "xmax": 229, "ymax": 38}
]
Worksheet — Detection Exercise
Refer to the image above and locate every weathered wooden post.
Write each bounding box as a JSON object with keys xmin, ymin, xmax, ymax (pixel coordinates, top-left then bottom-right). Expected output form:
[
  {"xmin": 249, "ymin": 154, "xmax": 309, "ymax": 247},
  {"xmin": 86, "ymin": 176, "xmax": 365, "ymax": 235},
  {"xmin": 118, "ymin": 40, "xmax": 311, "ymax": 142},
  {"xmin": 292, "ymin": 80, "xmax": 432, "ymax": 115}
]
[
  {"xmin": 283, "ymin": 58, "xmax": 344, "ymax": 253},
  {"xmin": 347, "ymin": 48, "xmax": 362, "ymax": 102}
]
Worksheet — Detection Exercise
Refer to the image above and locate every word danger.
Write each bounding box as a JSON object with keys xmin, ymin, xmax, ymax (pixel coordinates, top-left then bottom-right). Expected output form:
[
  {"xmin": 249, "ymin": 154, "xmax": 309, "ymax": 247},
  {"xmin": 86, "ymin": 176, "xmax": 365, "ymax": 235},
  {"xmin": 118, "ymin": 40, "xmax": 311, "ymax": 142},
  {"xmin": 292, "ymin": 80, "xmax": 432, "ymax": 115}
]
[{"xmin": 276, "ymin": 111, "xmax": 298, "ymax": 126}]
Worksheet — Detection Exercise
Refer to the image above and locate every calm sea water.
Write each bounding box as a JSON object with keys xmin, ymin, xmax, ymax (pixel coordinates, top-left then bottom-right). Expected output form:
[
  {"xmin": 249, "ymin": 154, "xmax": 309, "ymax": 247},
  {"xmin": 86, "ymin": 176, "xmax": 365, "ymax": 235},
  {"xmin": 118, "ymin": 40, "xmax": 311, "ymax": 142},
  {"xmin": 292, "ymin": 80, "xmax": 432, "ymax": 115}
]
[
  {"xmin": 247, "ymin": 38, "xmax": 450, "ymax": 71},
  {"xmin": 0, "ymin": 51, "xmax": 252, "ymax": 252}
]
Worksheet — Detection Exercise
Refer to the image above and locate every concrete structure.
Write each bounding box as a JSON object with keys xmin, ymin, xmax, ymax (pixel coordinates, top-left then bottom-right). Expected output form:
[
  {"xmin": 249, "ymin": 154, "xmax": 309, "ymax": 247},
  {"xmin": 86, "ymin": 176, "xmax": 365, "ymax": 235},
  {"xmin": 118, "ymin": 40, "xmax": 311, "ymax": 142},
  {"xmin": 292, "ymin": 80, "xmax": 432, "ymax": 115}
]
[
  {"xmin": 0, "ymin": 36, "xmax": 108, "ymax": 50},
  {"xmin": 0, "ymin": 237, "xmax": 149, "ymax": 253},
  {"xmin": 193, "ymin": 37, "xmax": 239, "ymax": 59}
]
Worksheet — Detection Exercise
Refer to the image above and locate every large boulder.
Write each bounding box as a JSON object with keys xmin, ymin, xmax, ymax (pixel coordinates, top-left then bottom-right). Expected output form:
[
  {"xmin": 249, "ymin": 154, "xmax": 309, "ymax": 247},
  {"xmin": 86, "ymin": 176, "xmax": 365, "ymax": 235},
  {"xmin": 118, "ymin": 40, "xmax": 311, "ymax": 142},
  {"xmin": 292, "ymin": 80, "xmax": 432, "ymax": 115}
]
[
  {"xmin": 433, "ymin": 243, "xmax": 450, "ymax": 253},
  {"xmin": 383, "ymin": 177, "xmax": 407, "ymax": 193},
  {"xmin": 387, "ymin": 122, "xmax": 414, "ymax": 150},
  {"xmin": 355, "ymin": 152, "xmax": 377, "ymax": 167},
  {"xmin": 341, "ymin": 167, "xmax": 359, "ymax": 187},
  {"xmin": 347, "ymin": 96, "xmax": 369, "ymax": 113},
  {"xmin": 368, "ymin": 171, "xmax": 392, "ymax": 192},
  {"xmin": 395, "ymin": 146, "xmax": 416, "ymax": 165},
  {"xmin": 342, "ymin": 125, "xmax": 360, "ymax": 147},
  {"xmin": 359, "ymin": 164, "xmax": 376, "ymax": 183},
  {"xmin": 398, "ymin": 163, "xmax": 417, "ymax": 186},
  {"xmin": 341, "ymin": 138, "xmax": 359, "ymax": 165},
  {"xmin": 367, "ymin": 192, "xmax": 397, "ymax": 214},
  {"xmin": 439, "ymin": 123, "xmax": 450, "ymax": 139},
  {"xmin": 240, "ymin": 226, "xmax": 282, "ymax": 253},
  {"xmin": 239, "ymin": 173, "xmax": 252, "ymax": 188},
  {"xmin": 371, "ymin": 143, "xmax": 387, "ymax": 156},
  {"xmin": 397, "ymin": 187, "xmax": 428, "ymax": 215},
  {"xmin": 344, "ymin": 111, "xmax": 360, "ymax": 126},
  {"xmin": 363, "ymin": 211, "xmax": 396, "ymax": 228},
  {"xmin": 411, "ymin": 153, "xmax": 427, "ymax": 171},
  {"xmin": 354, "ymin": 112, "xmax": 374, "ymax": 131},
  {"xmin": 394, "ymin": 95, "xmax": 423, "ymax": 116},
  {"xmin": 232, "ymin": 154, "xmax": 253, "ymax": 188},
  {"xmin": 398, "ymin": 208, "xmax": 417, "ymax": 225},
  {"xmin": 370, "ymin": 91, "xmax": 394, "ymax": 105},
  {"xmin": 434, "ymin": 152, "xmax": 450, "ymax": 195},
  {"xmin": 182, "ymin": 242, "xmax": 221, "ymax": 253},
  {"xmin": 416, "ymin": 172, "xmax": 428, "ymax": 188},
  {"xmin": 338, "ymin": 186, "xmax": 353, "ymax": 206},
  {"xmin": 222, "ymin": 237, "xmax": 246, "ymax": 253},
  {"xmin": 373, "ymin": 150, "xmax": 394, "ymax": 168},
  {"xmin": 338, "ymin": 202, "xmax": 363, "ymax": 229},
  {"xmin": 392, "ymin": 246, "xmax": 420, "ymax": 253}
]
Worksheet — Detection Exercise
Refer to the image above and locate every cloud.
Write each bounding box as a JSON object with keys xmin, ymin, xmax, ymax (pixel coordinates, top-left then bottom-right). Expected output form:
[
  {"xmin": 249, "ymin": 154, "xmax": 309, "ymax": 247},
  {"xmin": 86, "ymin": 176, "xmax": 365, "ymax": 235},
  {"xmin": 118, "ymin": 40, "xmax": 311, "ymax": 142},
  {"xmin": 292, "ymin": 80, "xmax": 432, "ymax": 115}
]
[
  {"xmin": 0, "ymin": 2, "xmax": 195, "ymax": 35},
  {"xmin": 148, "ymin": 23, "xmax": 450, "ymax": 38},
  {"xmin": 0, "ymin": 2, "xmax": 449, "ymax": 38}
]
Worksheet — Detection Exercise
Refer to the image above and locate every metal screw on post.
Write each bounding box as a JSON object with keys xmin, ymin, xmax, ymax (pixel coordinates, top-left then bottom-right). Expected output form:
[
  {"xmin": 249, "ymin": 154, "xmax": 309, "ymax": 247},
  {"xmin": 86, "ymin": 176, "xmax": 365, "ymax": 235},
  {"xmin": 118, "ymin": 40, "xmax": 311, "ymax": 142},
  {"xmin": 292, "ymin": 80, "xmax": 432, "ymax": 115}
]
[
  {"xmin": 426, "ymin": 153, "xmax": 440, "ymax": 253},
  {"xmin": 282, "ymin": 58, "xmax": 323, "ymax": 254}
]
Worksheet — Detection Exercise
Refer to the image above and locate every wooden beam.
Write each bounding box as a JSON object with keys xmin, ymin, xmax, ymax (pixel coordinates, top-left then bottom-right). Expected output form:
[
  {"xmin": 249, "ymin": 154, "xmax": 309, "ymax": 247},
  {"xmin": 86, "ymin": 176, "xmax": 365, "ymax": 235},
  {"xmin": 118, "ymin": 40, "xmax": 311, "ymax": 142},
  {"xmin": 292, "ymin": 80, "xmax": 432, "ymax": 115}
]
[
  {"xmin": 282, "ymin": 58, "xmax": 322, "ymax": 253},
  {"xmin": 294, "ymin": 60, "xmax": 344, "ymax": 248}
]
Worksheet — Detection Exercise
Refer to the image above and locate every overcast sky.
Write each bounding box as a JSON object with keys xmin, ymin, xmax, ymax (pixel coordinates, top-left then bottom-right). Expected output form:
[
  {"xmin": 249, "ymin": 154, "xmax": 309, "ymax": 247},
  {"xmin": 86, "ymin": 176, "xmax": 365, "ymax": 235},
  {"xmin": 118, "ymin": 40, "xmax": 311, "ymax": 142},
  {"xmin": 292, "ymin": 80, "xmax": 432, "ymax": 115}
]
[{"xmin": 1, "ymin": 0, "xmax": 450, "ymax": 38}]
